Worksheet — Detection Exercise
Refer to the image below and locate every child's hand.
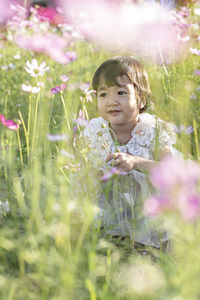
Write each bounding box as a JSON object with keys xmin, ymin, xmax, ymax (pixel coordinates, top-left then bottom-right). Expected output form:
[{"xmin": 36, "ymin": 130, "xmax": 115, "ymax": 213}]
[{"xmin": 106, "ymin": 152, "xmax": 154, "ymax": 172}]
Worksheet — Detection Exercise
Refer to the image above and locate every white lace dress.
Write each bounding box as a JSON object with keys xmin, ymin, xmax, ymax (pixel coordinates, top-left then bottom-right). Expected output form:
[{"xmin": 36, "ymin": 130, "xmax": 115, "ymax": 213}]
[{"xmin": 84, "ymin": 113, "xmax": 180, "ymax": 247}]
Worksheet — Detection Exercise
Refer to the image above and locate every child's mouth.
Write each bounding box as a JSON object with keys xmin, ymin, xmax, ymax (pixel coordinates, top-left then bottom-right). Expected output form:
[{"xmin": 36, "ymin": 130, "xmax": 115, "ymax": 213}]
[{"xmin": 108, "ymin": 110, "xmax": 121, "ymax": 115}]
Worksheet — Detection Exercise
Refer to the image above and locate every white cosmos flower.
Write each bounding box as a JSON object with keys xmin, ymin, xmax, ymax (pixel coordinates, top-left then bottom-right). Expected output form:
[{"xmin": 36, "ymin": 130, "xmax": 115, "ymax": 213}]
[
  {"xmin": 194, "ymin": 8, "xmax": 200, "ymax": 16},
  {"xmin": 22, "ymin": 84, "xmax": 40, "ymax": 94},
  {"xmin": 25, "ymin": 59, "xmax": 49, "ymax": 77}
]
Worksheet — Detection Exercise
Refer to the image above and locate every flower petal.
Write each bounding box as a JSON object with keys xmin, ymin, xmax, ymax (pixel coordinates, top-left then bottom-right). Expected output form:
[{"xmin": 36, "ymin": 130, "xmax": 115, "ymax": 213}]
[
  {"xmin": 31, "ymin": 58, "xmax": 38, "ymax": 69},
  {"xmin": 26, "ymin": 60, "xmax": 34, "ymax": 70}
]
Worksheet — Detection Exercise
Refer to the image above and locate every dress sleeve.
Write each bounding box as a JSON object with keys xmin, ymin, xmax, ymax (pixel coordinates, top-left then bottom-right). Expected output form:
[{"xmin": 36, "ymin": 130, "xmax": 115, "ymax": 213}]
[
  {"xmin": 146, "ymin": 116, "xmax": 177, "ymax": 155},
  {"xmin": 156, "ymin": 118, "xmax": 177, "ymax": 151}
]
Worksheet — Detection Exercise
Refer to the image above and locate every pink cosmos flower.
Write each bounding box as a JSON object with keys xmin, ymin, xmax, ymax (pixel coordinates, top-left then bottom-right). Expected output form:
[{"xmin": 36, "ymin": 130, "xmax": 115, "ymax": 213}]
[
  {"xmin": 150, "ymin": 156, "xmax": 199, "ymax": 191},
  {"xmin": 194, "ymin": 70, "xmax": 200, "ymax": 76},
  {"xmin": 0, "ymin": 0, "xmax": 22, "ymax": 24},
  {"xmin": 33, "ymin": 6, "xmax": 66, "ymax": 25},
  {"xmin": 51, "ymin": 84, "xmax": 66, "ymax": 94},
  {"xmin": 190, "ymin": 48, "xmax": 200, "ymax": 55},
  {"xmin": 173, "ymin": 124, "xmax": 194, "ymax": 135},
  {"xmin": 60, "ymin": 74, "xmax": 69, "ymax": 82},
  {"xmin": 73, "ymin": 125, "xmax": 78, "ymax": 133},
  {"xmin": 0, "ymin": 114, "xmax": 19, "ymax": 131},
  {"xmin": 65, "ymin": 51, "xmax": 77, "ymax": 62},
  {"xmin": 76, "ymin": 118, "xmax": 89, "ymax": 127},
  {"xmin": 46, "ymin": 133, "xmax": 68, "ymax": 141},
  {"xmin": 15, "ymin": 33, "xmax": 70, "ymax": 64},
  {"xmin": 145, "ymin": 156, "xmax": 200, "ymax": 222},
  {"xmin": 59, "ymin": 0, "xmax": 182, "ymax": 62},
  {"xmin": 101, "ymin": 167, "xmax": 127, "ymax": 181},
  {"xmin": 74, "ymin": 109, "xmax": 89, "ymax": 127}
]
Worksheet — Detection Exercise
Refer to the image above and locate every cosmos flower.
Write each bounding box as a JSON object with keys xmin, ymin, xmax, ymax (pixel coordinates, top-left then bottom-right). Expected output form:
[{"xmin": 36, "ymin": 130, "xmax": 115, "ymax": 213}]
[
  {"xmin": 190, "ymin": 48, "xmax": 200, "ymax": 55},
  {"xmin": 16, "ymin": 33, "xmax": 70, "ymax": 64},
  {"xmin": 33, "ymin": 6, "xmax": 66, "ymax": 25},
  {"xmin": 101, "ymin": 167, "xmax": 127, "ymax": 181},
  {"xmin": 65, "ymin": 51, "xmax": 77, "ymax": 62},
  {"xmin": 59, "ymin": 0, "xmax": 182, "ymax": 62},
  {"xmin": 194, "ymin": 70, "xmax": 200, "ymax": 76},
  {"xmin": 0, "ymin": 114, "xmax": 19, "ymax": 131},
  {"xmin": 194, "ymin": 8, "xmax": 200, "ymax": 16},
  {"xmin": 74, "ymin": 109, "xmax": 89, "ymax": 127},
  {"xmin": 76, "ymin": 118, "xmax": 89, "ymax": 127},
  {"xmin": 0, "ymin": 0, "xmax": 15, "ymax": 24},
  {"xmin": 144, "ymin": 156, "xmax": 200, "ymax": 221},
  {"xmin": 173, "ymin": 124, "xmax": 194, "ymax": 135},
  {"xmin": 73, "ymin": 82, "xmax": 96, "ymax": 102},
  {"xmin": 46, "ymin": 133, "xmax": 68, "ymax": 141},
  {"xmin": 25, "ymin": 59, "xmax": 49, "ymax": 77},
  {"xmin": 146, "ymin": 0, "xmax": 176, "ymax": 9},
  {"xmin": 60, "ymin": 74, "xmax": 69, "ymax": 82},
  {"xmin": 21, "ymin": 84, "xmax": 40, "ymax": 94},
  {"xmin": 51, "ymin": 84, "xmax": 66, "ymax": 94}
]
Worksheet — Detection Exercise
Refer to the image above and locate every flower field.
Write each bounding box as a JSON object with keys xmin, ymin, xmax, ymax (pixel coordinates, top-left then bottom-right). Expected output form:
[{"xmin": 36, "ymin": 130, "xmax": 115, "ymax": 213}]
[{"xmin": 0, "ymin": 0, "xmax": 200, "ymax": 299}]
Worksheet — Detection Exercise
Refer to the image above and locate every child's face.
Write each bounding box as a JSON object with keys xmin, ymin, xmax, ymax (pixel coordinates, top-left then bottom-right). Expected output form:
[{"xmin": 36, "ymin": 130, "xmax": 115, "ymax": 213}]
[{"xmin": 97, "ymin": 75, "xmax": 142, "ymax": 128}]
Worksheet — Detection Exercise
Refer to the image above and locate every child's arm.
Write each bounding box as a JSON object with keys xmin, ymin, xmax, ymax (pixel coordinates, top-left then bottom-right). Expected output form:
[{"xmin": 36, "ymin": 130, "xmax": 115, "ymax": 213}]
[
  {"xmin": 106, "ymin": 152, "xmax": 156, "ymax": 173},
  {"xmin": 106, "ymin": 148, "xmax": 174, "ymax": 173}
]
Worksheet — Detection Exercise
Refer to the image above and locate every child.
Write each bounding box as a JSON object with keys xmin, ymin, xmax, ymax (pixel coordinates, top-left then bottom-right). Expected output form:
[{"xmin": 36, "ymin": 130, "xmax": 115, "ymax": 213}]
[{"xmin": 84, "ymin": 56, "xmax": 180, "ymax": 250}]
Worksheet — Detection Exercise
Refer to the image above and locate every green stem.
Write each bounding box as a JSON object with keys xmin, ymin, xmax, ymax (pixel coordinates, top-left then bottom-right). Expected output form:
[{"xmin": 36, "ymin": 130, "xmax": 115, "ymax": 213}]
[
  {"xmin": 60, "ymin": 93, "xmax": 71, "ymax": 131},
  {"xmin": 108, "ymin": 125, "xmax": 119, "ymax": 151},
  {"xmin": 27, "ymin": 97, "xmax": 32, "ymax": 140},
  {"xmin": 17, "ymin": 129, "xmax": 24, "ymax": 166},
  {"xmin": 193, "ymin": 119, "xmax": 199, "ymax": 160},
  {"xmin": 31, "ymin": 93, "xmax": 40, "ymax": 154},
  {"xmin": 2, "ymin": 133, "xmax": 8, "ymax": 179},
  {"xmin": 158, "ymin": 43, "xmax": 168, "ymax": 76},
  {"xmin": 18, "ymin": 109, "xmax": 29, "ymax": 162},
  {"xmin": 5, "ymin": 94, "xmax": 9, "ymax": 119},
  {"xmin": 83, "ymin": 104, "xmax": 89, "ymax": 120},
  {"xmin": 48, "ymin": 97, "xmax": 54, "ymax": 128}
]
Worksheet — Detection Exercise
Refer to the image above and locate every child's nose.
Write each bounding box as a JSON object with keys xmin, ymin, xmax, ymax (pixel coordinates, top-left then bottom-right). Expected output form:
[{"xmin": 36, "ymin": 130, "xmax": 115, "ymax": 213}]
[{"xmin": 107, "ymin": 94, "xmax": 118, "ymax": 105}]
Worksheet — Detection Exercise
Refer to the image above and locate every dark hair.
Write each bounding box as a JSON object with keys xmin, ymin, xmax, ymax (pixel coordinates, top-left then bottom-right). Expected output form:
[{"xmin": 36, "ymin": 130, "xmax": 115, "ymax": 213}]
[{"xmin": 92, "ymin": 56, "xmax": 151, "ymax": 113}]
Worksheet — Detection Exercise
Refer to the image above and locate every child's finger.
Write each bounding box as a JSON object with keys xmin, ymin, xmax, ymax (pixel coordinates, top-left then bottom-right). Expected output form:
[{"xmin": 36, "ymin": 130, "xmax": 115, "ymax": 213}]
[
  {"xmin": 114, "ymin": 159, "xmax": 120, "ymax": 166},
  {"xmin": 106, "ymin": 153, "xmax": 115, "ymax": 162}
]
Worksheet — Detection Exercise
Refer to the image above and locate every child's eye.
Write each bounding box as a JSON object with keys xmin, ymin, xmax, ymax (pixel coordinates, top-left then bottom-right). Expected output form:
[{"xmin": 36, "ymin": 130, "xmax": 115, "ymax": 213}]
[
  {"xmin": 98, "ymin": 92, "xmax": 107, "ymax": 97},
  {"xmin": 118, "ymin": 91, "xmax": 127, "ymax": 95}
]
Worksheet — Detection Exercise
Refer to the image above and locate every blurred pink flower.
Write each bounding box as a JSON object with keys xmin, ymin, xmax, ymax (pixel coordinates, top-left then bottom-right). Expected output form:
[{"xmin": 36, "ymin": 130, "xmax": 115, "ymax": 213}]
[
  {"xmin": 51, "ymin": 84, "xmax": 66, "ymax": 94},
  {"xmin": 145, "ymin": 156, "xmax": 200, "ymax": 221},
  {"xmin": 65, "ymin": 51, "xmax": 77, "ymax": 62},
  {"xmin": 75, "ymin": 82, "xmax": 90, "ymax": 92},
  {"xmin": 15, "ymin": 33, "xmax": 70, "ymax": 64},
  {"xmin": 0, "ymin": 114, "xmax": 19, "ymax": 131},
  {"xmin": 73, "ymin": 125, "xmax": 78, "ymax": 133},
  {"xmin": 33, "ymin": 6, "xmax": 66, "ymax": 25},
  {"xmin": 190, "ymin": 48, "xmax": 200, "ymax": 55},
  {"xmin": 0, "ymin": 0, "xmax": 25, "ymax": 24},
  {"xmin": 144, "ymin": 195, "xmax": 171, "ymax": 215},
  {"xmin": 101, "ymin": 167, "xmax": 127, "ymax": 181},
  {"xmin": 74, "ymin": 109, "xmax": 89, "ymax": 127},
  {"xmin": 58, "ymin": 0, "xmax": 182, "ymax": 62},
  {"xmin": 150, "ymin": 156, "xmax": 199, "ymax": 191},
  {"xmin": 46, "ymin": 133, "xmax": 68, "ymax": 141},
  {"xmin": 173, "ymin": 124, "xmax": 194, "ymax": 135},
  {"xmin": 60, "ymin": 74, "xmax": 69, "ymax": 82},
  {"xmin": 194, "ymin": 70, "xmax": 200, "ymax": 76},
  {"xmin": 76, "ymin": 118, "xmax": 89, "ymax": 127}
]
